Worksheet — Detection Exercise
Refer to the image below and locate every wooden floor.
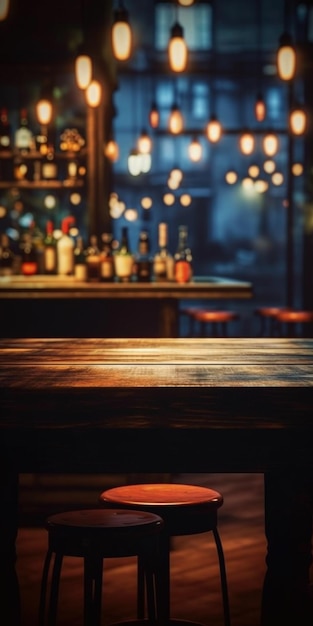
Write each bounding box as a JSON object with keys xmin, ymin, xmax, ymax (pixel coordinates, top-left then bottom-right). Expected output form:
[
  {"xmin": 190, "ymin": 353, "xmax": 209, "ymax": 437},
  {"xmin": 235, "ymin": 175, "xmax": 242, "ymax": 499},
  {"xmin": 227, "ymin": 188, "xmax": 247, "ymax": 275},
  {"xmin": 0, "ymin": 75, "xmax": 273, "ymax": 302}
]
[{"xmin": 16, "ymin": 472, "xmax": 270, "ymax": 626}]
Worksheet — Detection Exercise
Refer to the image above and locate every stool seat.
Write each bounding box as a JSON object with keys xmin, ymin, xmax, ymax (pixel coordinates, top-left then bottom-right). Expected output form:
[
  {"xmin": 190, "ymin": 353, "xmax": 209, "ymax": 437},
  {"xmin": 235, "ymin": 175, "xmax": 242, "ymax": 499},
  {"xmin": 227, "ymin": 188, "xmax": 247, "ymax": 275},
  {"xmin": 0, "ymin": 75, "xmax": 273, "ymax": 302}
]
[
  {"xmin": 100, "ymin": 484, "xmax": 230, "ymax": 626},
  {"xmin": 39, "ymin": 508, "xmax": 164, "ymax": 626},
  {"xmin": 276, "ymin": 310, "xmax": 313, "ymax": 323},
  {"xmin": 192, "ymin": 310, "xmax": 238, "ymax": 323},
  {"xmin": 254, "ymin": 307, "xmax": 290, "ymax": 336},
  {"xmin": 276, "ymin": 309, "xmax": 313, "ymax": 337}
]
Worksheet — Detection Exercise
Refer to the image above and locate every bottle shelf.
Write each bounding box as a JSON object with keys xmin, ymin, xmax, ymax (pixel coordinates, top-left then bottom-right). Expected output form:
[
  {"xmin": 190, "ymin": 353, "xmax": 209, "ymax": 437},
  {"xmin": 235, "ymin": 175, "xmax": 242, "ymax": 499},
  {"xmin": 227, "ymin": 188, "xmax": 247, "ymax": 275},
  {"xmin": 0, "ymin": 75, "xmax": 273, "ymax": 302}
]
[{"xmin": 0, "ymin": 149, "xmax": 87, "ymax": 160}]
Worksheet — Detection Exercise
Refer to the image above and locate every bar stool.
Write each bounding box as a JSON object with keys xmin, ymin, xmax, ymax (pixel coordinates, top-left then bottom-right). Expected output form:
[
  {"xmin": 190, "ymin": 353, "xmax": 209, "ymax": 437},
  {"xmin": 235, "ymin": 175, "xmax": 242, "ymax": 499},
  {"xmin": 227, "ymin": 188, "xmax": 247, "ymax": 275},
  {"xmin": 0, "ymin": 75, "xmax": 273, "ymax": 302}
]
[
  {"xmin": 191, "ymin": 309, "xmax": 239, "ymax": 337},
  {"xmin": 38, "ymin": 508, "xmax": 164, "ymax": 626},
  {"xmin": 254, "ymin": 307, "xmax": 290, "ymax": 337},
  {"xmin": 99, "ymin": 483, "xmax": 231, "ymax": 626},
  {"xmin": 276, "ymin": 309, "xmax": 313, "ymax": 337}
]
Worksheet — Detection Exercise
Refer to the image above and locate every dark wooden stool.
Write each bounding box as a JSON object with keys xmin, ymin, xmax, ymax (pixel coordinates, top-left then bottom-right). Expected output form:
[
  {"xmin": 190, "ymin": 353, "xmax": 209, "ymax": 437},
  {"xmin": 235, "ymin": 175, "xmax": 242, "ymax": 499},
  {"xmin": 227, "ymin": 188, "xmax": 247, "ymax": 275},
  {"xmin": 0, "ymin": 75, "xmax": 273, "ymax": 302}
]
[
  {"xmin": 254, "ymin": 307, "xmax": 290, "ymax": 336},
  {"xmin": 38, "ymin": 508, "xmax": 164, "ymax": 626},
  {"xmin": 99, "ymin": 483, "xmax": 231, "ymax": 626},
  {"xmin": 276, "ymin": 309, "xmax": 313, "ymax": 337},
  {"xmin": 190, "ymin": 309, "xmax": 239, "ymax": 337}
]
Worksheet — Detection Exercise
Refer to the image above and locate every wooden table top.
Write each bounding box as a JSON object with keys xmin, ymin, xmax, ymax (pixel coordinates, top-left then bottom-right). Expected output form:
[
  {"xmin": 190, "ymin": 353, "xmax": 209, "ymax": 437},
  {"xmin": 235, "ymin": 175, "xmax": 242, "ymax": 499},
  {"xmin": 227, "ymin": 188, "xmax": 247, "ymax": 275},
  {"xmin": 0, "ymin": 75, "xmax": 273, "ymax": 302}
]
[
  {"xmin": 0, "ymin": 275, "xmax": 253, "ymax": 299},
  {"xmin": 1, "ymin": 338, "xmax": 312, "ymax": 472}
]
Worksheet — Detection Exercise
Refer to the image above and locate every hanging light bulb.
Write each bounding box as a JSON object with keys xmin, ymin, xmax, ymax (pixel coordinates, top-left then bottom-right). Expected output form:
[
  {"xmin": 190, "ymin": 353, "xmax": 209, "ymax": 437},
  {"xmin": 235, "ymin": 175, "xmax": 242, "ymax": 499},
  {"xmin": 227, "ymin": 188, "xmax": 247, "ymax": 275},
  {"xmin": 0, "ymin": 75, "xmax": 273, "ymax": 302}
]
[
  {"xmin": 263, "ymin": 132, "xmax": 278, "ymax": 157},
  {"xmin": 149, "ymin": 101, "xmax": 160, "ymax": 129},
  {"xmin": 36, "ymin": 99, "xmax": 53, "ymax": 126},
  {"xmin": 0, "ymin": 0, "xmax": 9, "ymax": 20},
  {"xmin": 277, "ymin": 32, "xmax": 296, "ymax": 80},
  {"xmin": 112, "ymin": 1, "xmax": 132, "ymax": 61},
  {"xmin": 188, "ymin": 136, "xmax": 202, "ymax": 162},
  {"xmin": 290, "ymin": 107, "xmax": 306, "ymax": 135},
  {"xmin": 75, "ymin": 54, "xmax": 92, "ymax": 90},
  {"xmin": 168, "ymin": 21, "xmax": 188, "ymax": 72},
  {"xmin": 205, "ymin": 115, "xmax": 222, "ymax": 143},
  {"xmin": 168, "ymin": 104, "xmax": 184, "ymax": 134},
  {"xmin": 104, "ymin": 139, "xmax": 119, "ymax": 162},
  {"xmin": 86, "ymin": 80, "xmax": 102, "ymax": 107},
  {"xmin": 255, "ymin": 93, "xmax": 266, "ymax": 122},
  {"xmin": 128, "ymin": 148, "xmax": 141, "ymax": 176},
  {"xmin": 137, "ymin": 129, "xmax": 152, "ymax": 154},
  {"xmin": 239, "ymin": 131, "xmax": 255, "ymax": 155}
]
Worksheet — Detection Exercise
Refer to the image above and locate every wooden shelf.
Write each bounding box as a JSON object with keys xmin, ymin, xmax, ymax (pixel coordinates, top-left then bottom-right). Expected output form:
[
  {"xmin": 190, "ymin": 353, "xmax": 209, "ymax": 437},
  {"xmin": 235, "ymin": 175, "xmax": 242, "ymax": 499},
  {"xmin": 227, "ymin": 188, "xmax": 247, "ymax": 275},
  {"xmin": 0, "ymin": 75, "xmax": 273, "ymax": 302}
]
[{"xmin": 0, "ymin": 179, "xmax": 84, "ymax": 189}]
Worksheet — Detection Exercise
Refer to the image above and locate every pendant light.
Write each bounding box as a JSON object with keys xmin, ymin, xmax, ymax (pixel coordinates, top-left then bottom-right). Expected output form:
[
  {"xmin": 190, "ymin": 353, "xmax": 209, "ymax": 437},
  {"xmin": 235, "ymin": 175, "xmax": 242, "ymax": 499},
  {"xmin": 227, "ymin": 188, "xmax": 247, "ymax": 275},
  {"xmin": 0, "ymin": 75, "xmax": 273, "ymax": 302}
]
[
  {"xmin": 137, "ymin": 129, "xmax": 152, "ymax": 154},
  {"xmin": 239, "ymin": 131, "xmax": 255, "ymax": 155},
  {"xmin": 168, "ymin": 103, "xmax": 184, "ymax": 134},
  {"xmin": 290, "ymin": 106, "xmax": 306, "ymax": 135},
  {"xmin": 255, "ymin": 93, "xmax": 266, "ymax": 122},
  {"xmin": 104, "ymin": 139, "xmax": 119, "ymax": 162},
  {"xmin": 36, "ymin": 99, "xmax": 53, "ymax": 127},
  {"xmin": 112, "ymin": 1, "xmax": 132, "ymax": 61},
  {"xmin": 128, "ymin": 148, "xmax": 141, "ymax": 176},
  {"xmin": 75, "ymin": 53, "xmax": 92, "ymax": 90},
  {"xmin": 206, "ymin": 115, "xmax": 222, "ymax": 143},
  {"xmin": 277, "ymin": 32, "xmax": 296, "ymax": 80},
  {"xmin": 149, "ymin": 101, "xmax": 160, "ymax": 129},
  {"xmin": 0, "ymin": 0, "xmax": 9, "ymax": 20},
  {"xmin": 263, "ymin": 132, "xmax": 278, "ymax": 157},
  {"xmin": 86, "ymin": 80, "xmax": 102, "ymax": 107},
  {"xmin": 188, "ymin": 136, "xmax": 202, "ymax": 162},
  {"xmin": 168, "ymin": 13, "xmax": 188, "ymax": 73}
]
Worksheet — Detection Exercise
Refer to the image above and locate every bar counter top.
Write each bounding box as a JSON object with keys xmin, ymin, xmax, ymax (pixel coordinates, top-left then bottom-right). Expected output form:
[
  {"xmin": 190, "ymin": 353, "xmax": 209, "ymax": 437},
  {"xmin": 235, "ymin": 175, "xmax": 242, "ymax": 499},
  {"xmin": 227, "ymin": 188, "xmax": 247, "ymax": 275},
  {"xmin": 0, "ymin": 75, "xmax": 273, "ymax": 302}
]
[{"xmin": 0, "ymin": 275, "xmax": 252, "ymax": 299}]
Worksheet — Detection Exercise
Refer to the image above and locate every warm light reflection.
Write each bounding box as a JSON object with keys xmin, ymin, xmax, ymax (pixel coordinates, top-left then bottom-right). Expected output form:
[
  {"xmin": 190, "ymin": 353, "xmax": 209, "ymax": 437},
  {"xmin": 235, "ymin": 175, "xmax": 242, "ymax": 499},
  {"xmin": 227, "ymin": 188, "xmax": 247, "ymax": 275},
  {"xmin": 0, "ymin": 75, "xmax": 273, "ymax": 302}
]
[
  {"xmin": 242, "ymin": 177, "xmax": 254, "ymax": 190},
  {"xmin": 36, "ymin": 100, "xmax": 53, "ymax": 125},
  {"xmin": 124, "ymin": 208, "xmax": 138, "ymax": 221},
  {"xmin": 272, "ymin": 172, "xmax": 284, "ymax": 186},
  {"xmin": 163, "ymin": 193, "xmax": 175, "ymax": 206},
  {"xmin": 225, "ymin": 171, "xmax": 238, "ymax": 184},
  {"xmin": 44, "ymin": 194, "xmax": 56, "ymax": 209},
  {"xmin": 248, "ymin": 165, "xmax": 260, "ymax": 178},
  {"xmin": 137, "ymin": 130, "xmax": 152, "ymax": 154},
  {"xmin": 255, "ymin": 94, "xmax": 266, "ymax": 122},
  {"xmin": 149, "ymin": 102, "xmax": 160, "ymax": 129},
  {"xmin": 263, "ymin": 160, "xmax": 276, "ymax": 174},
  {"xmin": 105, "ymin": 140, "xmax": 119, "ymax": 162},
  {"xmin": 292, "ymin": 163, "xmax": 303, "ymax": 176},
  {"xmin": 128, "ymin": 149, "xmax": 141, "ymax": 176},
  {"xmin": 141, "ymin": 197, "xmax": 153, "ymax": 209},
  {"xmin": 70, "ymin": 193, "xmax": 82, "ymax": 205},
  {"xmin": 254, "ymin": 179, "xmax": 269, "ymax": 193},
  {"xmin": 180, "ymin": 193, "xmax": 192, "ymax": 206}
]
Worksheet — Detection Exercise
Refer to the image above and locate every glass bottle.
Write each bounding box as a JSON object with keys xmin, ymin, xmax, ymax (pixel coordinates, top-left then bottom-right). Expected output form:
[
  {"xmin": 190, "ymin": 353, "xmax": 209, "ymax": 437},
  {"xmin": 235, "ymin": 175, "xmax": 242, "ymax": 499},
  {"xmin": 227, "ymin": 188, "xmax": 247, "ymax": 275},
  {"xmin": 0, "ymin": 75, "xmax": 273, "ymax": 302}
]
[
  {"xmin": 174, "ymin": 225, "xmax": 192, "ymax": 283},
  {"xmin": 113, "ymin": 226, "xmax": 134, "ymax": 282},
  {"xmin": 85, "ymin": 234, "xmax": 101, "ymax": 282},
  {"xmin": 15, "ymin": 108, "xmax": 34, "ymax": 153},
  {"xmin": 0, "ymin": 107, "xmax": 11, "ymax": 151},
  {"xmin": 43, "ymin": 220, "xmax": 57, "ymax": 275},
  {"xmin": 135, "ymin": 229, "xmax": 152, "ymax": 282},
  {"xmin": 74, "ymin": 236, "xmax": 87, "ymax": 281},
  {"xmin": 57, "ymin": 216, "xmax": 75, "ymax": 276},
  {"xmin": 100, "ymin": 232, "xmax": 114, "ymax": 282},
  {"xmin": 0, "ymin": 233, "xmax": 14, "ymax": 276},
  {"xmin": 153, "ymin": 222, "xmax": 174, "ymax": 281},
  {"xmin": 20, "ymin": 233, "xmax": 38, "ymax": 276},
  {"xmin": 41, "ymin": 143, "xmax": 58, "ymax": 180}
]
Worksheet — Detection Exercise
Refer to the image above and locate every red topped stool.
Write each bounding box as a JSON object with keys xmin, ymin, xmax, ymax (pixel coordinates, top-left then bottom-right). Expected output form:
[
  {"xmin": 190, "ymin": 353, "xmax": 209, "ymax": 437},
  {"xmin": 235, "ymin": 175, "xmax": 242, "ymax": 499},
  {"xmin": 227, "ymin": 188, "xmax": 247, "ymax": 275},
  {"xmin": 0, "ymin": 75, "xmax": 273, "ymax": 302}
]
[
  {"xmin": 100, "ymin": 483, "xmax": 231, "ymax": 626},
  {"xmin": 254, "ymin": 307, "xmax": 290, "ymax": 337},
  {"xmin": 38, "ymin": 508, "xmax": 164, "ymax": 626},
  {"xmin": 276, "ymin": 309, "xmax": 313, "ymax": 337},
  {"xmin": 191, "ymin": 309, "xmax": 239, "ymax": 337}
]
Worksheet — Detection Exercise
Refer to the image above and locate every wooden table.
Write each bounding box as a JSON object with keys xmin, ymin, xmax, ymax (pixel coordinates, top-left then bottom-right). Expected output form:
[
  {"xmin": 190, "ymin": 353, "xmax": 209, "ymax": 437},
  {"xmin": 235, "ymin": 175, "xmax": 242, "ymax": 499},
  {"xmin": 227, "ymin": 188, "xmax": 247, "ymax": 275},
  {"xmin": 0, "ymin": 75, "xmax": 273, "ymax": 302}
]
[
  {"xmin": 0, "ymin": 275, "xmax": 253, "ymax": 337},
  {"xmin": 1, "ymin": 338, "xmax": 313, "ymax": 626}
]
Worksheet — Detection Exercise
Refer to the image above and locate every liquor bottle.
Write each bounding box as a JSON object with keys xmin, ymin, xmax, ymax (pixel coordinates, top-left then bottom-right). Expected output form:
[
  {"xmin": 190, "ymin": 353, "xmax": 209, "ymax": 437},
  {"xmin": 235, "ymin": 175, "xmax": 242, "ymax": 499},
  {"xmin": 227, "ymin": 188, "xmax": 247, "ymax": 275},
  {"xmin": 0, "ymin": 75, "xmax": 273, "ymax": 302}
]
[
  {"xmin": 41, "ymin": 144, "xmax": 58, "ymax": 180},
  {"xmin": 113, "ymin": 226, "xmax": 134, "ymax": 282},
  {"xmin": 74, "ymin": 236, "xmax": 87, "ymax": 281},
  {"xmin": 57, "ymin": 216, "xmax": 75, "ymax": 275},
  {"xmin": 99, "ymin": 232, "xmax": 114, "ymax": 282},
  {"xmin": 15, "ymin": 108, "xmax": 34, "ymax": 153},
  {"xmin": 0, "ymin": 233, "xmax": 14, "ymax": 276},
  {"xmin": 20, "ymin": 233, "xmax": 38, "ymax": 276},
  {"xmin": 0, "ymin": 108, "xmax": 11, "ymax": 151},
  {"xmin": 174, "ymin": 225, "xmax": 192, "ymax": 283},
  {"xmin": 43, "ymin": 220, "xmax": 57, "ymax": 275},
  {"xmin": 85, "ymin": 234, "xmax": 101, "ymax": 282},
  {"xmin": 153, "ymin": 222, "xmax": 174, "ymax": 281},
  {"xmin": 135, "ymin": 230, "xmax": 152, "ymax": 282},
  {"xmin": 31, "ymin": 221, "xmax": 45, "ymax": 274}
]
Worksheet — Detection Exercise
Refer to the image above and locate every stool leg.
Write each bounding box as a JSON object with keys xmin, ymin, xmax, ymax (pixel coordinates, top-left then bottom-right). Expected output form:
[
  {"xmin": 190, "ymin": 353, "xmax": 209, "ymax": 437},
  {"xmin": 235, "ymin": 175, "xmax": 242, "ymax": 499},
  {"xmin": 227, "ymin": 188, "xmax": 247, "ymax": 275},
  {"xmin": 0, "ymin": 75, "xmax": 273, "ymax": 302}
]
[
  {"xmin": 154, "ymin": 532, "xmax": 170, "ymax": 622},
  {"xmin": 83, "ymin": 556, "xmax": 103, "ymax": 626},
  {"xmin": 38, "ymin": 548, "xmax": 53, "ymax": 626},
  {"xmin": 47, "ymin": 552, "xmax": 63, "ymax": 626},
  {"xmin": 137, "ymin": 555, "xmax": 145, "ymax": 618},
  {"xmin": 213, "ymin": 528, "xmax": 231, "ymax": 626}
]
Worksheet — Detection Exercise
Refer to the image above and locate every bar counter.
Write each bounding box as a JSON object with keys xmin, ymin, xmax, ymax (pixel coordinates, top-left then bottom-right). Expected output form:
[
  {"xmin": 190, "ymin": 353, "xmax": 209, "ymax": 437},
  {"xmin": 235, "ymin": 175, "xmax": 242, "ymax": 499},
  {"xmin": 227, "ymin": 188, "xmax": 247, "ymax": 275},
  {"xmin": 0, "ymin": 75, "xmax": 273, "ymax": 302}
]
[
  {"xmin": 0, "ymin": 275, "xmax": 253, "ymax": 338},
  {"xmin": 0, "ymin": 337, "xmax": 313, "ymax": 626}
]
